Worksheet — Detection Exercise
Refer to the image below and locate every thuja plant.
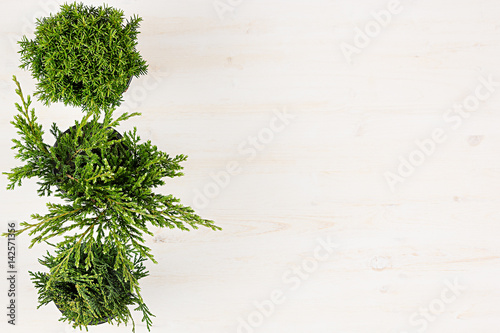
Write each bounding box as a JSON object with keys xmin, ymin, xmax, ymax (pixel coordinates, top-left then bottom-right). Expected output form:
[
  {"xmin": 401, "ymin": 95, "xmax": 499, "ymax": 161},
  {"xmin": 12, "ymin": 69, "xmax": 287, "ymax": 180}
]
[
  {"xmin": 31, "ymin": 240, "xmax": 152, "ymax": 331},
  {"xmin": 18, "ymin": 2, "xmax": 148, "ymax": 112},
  {"xmin": 4, "ymin": 76, "xmax": 221, "ymax": 329}
]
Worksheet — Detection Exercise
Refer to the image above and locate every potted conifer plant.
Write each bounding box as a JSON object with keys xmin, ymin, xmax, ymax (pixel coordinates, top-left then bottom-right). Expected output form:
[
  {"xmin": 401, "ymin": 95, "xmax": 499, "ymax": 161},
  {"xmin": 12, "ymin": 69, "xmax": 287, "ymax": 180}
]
[
  {"xmin": 4, "ymin": 76, "xmax": 220, "ymax": 330},
  {"xmin": 18, "ymin": 2, "xmax": 148, "ymax": 112},
  {"xmin": 31, "ymin": 240, "xmax": 153, "ymax": 331}
]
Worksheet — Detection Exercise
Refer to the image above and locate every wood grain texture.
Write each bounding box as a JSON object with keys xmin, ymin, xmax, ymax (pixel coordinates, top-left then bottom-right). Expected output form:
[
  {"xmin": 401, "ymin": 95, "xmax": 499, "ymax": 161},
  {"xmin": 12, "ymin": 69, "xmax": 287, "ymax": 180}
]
[{"xmin": 1, "ymin": 0, "xmax": 500, "ymax": 332}]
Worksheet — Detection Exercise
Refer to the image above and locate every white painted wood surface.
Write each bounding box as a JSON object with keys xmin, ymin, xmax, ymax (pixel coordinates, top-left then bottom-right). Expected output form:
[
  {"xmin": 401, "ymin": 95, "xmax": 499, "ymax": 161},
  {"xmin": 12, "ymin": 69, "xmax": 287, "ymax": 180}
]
[{"xmin": 1, "ymin": 0, "xmax": 500, "ymax": 332}]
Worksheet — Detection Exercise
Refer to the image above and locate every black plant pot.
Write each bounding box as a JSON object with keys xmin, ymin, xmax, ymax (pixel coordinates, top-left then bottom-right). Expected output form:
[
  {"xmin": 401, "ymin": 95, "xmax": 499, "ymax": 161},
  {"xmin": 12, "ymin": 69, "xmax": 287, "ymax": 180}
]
[
  {"xmin": 44, "ymin": 270, "xmax": 113, "ymax": 326},
  {"xmin": 124, "ymin": 76, "xmax": 133, "ymax": 92},
  {"xmin": 52, "ymin": 124, "xmax": 125, "ymax": 194},
  {"xmin": 55, "ymin": 302, "xmax": 111, "ymax": 325}
]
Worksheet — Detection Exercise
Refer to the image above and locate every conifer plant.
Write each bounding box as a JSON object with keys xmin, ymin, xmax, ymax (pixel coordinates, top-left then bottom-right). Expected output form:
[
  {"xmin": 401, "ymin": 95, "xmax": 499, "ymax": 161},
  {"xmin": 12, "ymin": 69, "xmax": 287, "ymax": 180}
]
[
  {"xmin": 18, "ymin": 2, "xmax": 148, "ymax": 112},
  {"xmin": 30, "ymin": 241, "xmax": 153, "ymax": 330},
  {"xmin": 7, "ymin": 4, "xmax": 221, "ymax": 330}
]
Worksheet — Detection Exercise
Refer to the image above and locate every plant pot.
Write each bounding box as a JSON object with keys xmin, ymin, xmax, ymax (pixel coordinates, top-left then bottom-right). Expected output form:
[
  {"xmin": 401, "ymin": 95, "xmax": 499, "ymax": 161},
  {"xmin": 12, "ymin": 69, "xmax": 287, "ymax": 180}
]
[
  {"xmin": 55, "ymin": 302, "xmax": 111, "ymax": 325},
  {"xmin": 42, "ymin": 270, "xmax": 114, "ymax": 326},
  {"xmin": 52, "ymin": 124, "xmax": 125, "ymax": 194},
  {"xmin": 124, "ymin": 76, "xmax": 133, "ymax": 92}
]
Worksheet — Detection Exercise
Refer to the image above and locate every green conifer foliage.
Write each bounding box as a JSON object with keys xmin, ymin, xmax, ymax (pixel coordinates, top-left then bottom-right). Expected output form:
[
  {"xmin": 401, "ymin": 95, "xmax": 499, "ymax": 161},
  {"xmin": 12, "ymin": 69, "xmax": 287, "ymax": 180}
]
[
  {"xmin": 30, "ymin": 241, "xmax": 153, "ymax": 331},
  {"xmin": 4, "ymin": 76, "xmax": 221, "ymax": 330},
  {"xmin": 18, "ymin": 2, "xmax": 148, "ymax": 112}
]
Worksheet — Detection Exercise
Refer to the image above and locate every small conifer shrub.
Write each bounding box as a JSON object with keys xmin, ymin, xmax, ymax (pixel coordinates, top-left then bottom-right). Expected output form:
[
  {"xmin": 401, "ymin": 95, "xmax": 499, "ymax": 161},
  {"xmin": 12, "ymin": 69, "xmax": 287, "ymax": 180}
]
[
  {"xmin": 30, "ymin": 241, "xmax": 153, "ymax": 331},
  {"xmin": 18, "ymin": 2, "xmax": 148, "ymax": 112}
]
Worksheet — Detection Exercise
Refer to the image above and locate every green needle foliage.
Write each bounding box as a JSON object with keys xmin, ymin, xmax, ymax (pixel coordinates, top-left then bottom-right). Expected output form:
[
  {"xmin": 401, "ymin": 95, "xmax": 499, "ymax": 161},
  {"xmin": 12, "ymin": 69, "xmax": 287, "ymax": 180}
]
[
  {"xmin": 19, "ymin": 2, "xmax": 148, "ymax": 113},
  {"xmin": 30, "ymin": 240, "xmax": 153, "ymax": 331},
  {"xmin": 4, "ymin": 76, "xmax": 221, "ymax": 329}
]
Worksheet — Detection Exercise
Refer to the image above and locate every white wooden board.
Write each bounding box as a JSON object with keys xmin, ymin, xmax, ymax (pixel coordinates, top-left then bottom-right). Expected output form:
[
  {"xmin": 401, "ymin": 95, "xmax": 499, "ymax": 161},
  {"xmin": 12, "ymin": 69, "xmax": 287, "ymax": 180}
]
[{"xmin": 1, "ymin": 0, "xmax": 500, "ymax": 332}]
